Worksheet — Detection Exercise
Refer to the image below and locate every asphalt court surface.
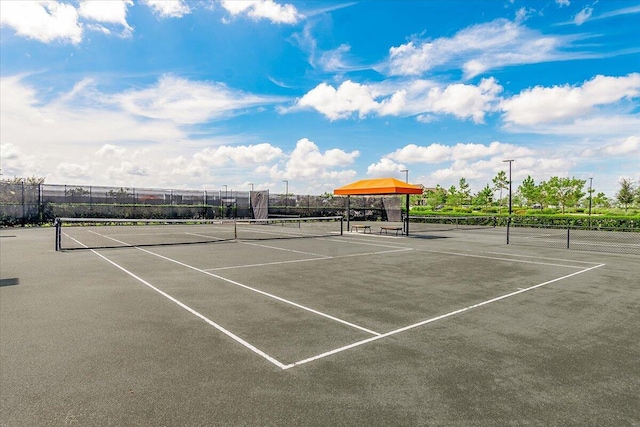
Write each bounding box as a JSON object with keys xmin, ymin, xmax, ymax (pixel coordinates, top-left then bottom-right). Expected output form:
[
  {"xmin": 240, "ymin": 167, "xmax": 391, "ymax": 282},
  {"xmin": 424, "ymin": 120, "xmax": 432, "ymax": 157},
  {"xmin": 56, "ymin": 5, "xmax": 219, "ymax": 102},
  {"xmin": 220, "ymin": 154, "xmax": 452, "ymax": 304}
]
[
  {"xmin": 2, "ymin": 226, "xmax": 639, "ymax": 426},
  {"xmin": 100, "ymin": 233, "xmax": 605, "ymax": 366}
]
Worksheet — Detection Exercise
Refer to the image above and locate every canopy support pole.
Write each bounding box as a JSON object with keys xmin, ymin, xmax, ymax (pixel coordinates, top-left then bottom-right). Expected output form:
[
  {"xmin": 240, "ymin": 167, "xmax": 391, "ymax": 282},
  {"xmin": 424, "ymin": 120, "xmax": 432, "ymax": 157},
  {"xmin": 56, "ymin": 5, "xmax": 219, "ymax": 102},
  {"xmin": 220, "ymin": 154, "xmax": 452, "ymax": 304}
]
[
  {"xmin": 346, "ymin": 195, "xmax": 350, "ymax": 231},
  {"xmin": 405, "ymin": 194, "xmax": 410, "ymax": 236}
]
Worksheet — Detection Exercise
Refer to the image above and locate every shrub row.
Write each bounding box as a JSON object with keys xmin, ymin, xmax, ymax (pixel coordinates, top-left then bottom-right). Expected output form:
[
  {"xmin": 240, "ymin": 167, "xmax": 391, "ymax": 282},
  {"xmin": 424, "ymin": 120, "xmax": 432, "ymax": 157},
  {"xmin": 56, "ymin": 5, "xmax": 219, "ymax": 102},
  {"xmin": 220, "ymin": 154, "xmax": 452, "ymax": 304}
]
[{"xmin": 409, "ymin": 211, "xmax": 639, "ymax": 229}]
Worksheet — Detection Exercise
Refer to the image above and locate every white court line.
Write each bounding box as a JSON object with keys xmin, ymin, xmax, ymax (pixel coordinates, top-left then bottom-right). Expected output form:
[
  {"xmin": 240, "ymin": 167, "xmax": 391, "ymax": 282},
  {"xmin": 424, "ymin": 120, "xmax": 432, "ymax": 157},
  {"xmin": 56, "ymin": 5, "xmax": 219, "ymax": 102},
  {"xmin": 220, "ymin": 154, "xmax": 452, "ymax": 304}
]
[
  {"xmin": 133, "ymin": 246, "xmax": 382, "ymax": 336},
  {"xmin": 185, "ymin": 232, "xmax": 232, "ymax": 242},
  {"xmin": 64, "ymin": 233, "xmax": 288, "ymax": 369},
  {"xmin": 94, "ymin": 249, "xmax": 289, "ymax": 370},
  {"xmin": 321, "ymin": 236, "xmax": 411, "ymax": 250},
  {"xmin": 484, "ymin": 251, "xmax": 603, "ymax": 265},
  {"xmin": 85, "ymin": 231, "xmax": 381, "ymax": 337},
  {"xmin": 205, "ymin": 248, "xmax": 412, "ymax": 271},
  {"xmin": 238, "ymin": 241, "xmax": 329, "ymax": 258},
  {"xmin": 416, "ymin": 248, "xmax": 587, "ymax": 269},
  {"xmin": 283, "ymin": 262, "xmax": 606, "ymax": 369}
]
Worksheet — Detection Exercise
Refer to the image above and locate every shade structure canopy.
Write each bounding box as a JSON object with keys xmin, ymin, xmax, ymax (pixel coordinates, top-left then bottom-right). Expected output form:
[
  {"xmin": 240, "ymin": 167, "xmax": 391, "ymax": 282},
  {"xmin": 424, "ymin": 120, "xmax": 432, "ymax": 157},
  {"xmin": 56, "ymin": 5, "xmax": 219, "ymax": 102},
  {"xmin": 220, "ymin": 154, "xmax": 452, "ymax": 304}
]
[{"xmin": 334, "ymin": 177, "xmax": 423, "ymax": 195}]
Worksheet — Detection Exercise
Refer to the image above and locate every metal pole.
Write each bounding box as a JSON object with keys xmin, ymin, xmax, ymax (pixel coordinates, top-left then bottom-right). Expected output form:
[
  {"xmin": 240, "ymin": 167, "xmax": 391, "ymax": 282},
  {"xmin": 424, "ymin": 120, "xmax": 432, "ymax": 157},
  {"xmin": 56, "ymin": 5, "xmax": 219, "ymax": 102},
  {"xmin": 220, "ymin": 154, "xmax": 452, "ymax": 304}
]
[
  {"xmin": 588, "ymin": 177, "xmax": 593, "ymax": 228},
  {"xmin": 347, "ymin": 195, "xmax": 351, "ymax": 231},
  {"xmin": 502, "ymin": 160, "xmax": 514, "ymax": 244},
  {"xmin": 401, "ymin": 169, "xmax": 409, "ymax": 236},
  {"xmin": 283, "ymin": 180, "xmax": 288, "ymax": 213}
]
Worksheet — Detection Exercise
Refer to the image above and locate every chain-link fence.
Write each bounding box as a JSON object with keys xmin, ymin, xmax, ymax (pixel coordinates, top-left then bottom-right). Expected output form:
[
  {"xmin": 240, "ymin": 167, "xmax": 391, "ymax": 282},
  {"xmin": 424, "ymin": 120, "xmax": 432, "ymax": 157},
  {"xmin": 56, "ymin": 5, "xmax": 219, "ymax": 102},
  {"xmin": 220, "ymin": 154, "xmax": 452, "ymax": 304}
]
[
  {"xmin": 1, "ymin": 182, "xmax": 408, "ymax": 225},
  {"xmin": 0, "ymin": 182, "xmax": 42, "ymax": 226},
  {"xmin": 507, "ymin": 222, "xmax": 639, "ymax": 255}
]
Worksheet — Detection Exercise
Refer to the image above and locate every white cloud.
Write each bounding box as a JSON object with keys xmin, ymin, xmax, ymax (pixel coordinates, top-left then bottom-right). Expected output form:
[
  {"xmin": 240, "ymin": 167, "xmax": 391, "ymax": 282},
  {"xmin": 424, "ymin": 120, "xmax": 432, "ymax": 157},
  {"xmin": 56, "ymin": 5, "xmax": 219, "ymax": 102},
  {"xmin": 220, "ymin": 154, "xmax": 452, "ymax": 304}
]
[
  {"xmin": 96, "ymin": 144, "xmax": 127, "ymax": 159},
  {"xmin": 386, "ymin": 19, "xmax": 573, "ymax": 79},
  {"xmin": 78, "ymin": 0, "xmax": 133, "ymax": 36},
  {"xmin": 366, "ymin": 159, "xmax": 406, "ymax": 177},
  {"xmin": 0, "ymin": 143, "xmax": 38, "ymax": 178},
  {"xmin": 501, "ymin": 73, "xmax": 640, "ymax": 126},
  {"xmin": 106, "ymin": 161, "xmax": 150, "ymax": 179},
  {"xmin": 0, "ymin": 1, "xmax": 82, "ymax": 44},
  {"xmin": 143, "ymin": 0, "xmax": 191, "ymax": 18},
  {"xmin": 193, "ymin": 143, "xmax": 283, "ymax": 167},
  {"xmin": 284, "ymin": 138, "xmax": 359, "ymax": 178},
  {"xmin": 556, "ymin": 0, "xmax": 570, "ymax": 6},
  {"xmin": 581, "ymin": 136, "xmax": 640, "ymax": 157},
  {"xmin": 421, "ymin": 154, "xmax": 577, "ymax": 192},
  {"xmin": 318, "ymin": 44, "xmax": 352, "ymax": 72},
  {"xmin": 290, "ymin": 78, "xmax": 502, "ymax": 123},
  {"xmin": 293, "ymin": 81, "xmax": 379, "ymax": 120},
  {"xmin": 574, "ymin": 7, "xmax": 593, "ymax": 25},
  {"xmin": 262, "ymin": 138, "xmax": 359, "ymax": 181},
  {"xmin": 220, "ymin": 0, "xmax": 303, "ymax": 24},
  {"xmin": 385, "ymin": 141, "xmax": 534, "ymax": 165},
  {"xmin": 56, "ymin": 162, "xmax": 92, "ymax": 179},
  {"xmin": 113, "ymin": 74, "xmax": 288, "ymax": 124}
]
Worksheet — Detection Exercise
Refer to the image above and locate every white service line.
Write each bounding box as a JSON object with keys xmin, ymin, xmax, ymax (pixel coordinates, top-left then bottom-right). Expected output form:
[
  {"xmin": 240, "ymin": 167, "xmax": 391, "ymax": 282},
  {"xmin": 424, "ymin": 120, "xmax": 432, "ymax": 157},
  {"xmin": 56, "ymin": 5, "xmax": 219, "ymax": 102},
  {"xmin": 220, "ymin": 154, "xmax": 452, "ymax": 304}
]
[
  {"xmin": 64, "ymin": 233, "xmax": 289, "ymax": 369},
  {"xmin": 134, "ymin": 246, "xmax": 382, "ymax": 336},
  {"xmin": 205, "ymin": 247, "xmax": 412, "ymax": 271},
  {"xmin": 85, "ymin": 230, "xmax": 381, "ymax": 337},
  {"xmin": 283, "ymin": 263, "xmax": 606, "ymax": 369},
  {"xmin": 91, "ymin": 248, "xmax": 289, "ymax": 370},
  {"xmin": 417, "ymin": 248, "xmax": 588, "ymax": 269},
  {"xmin": 239, "ymin": 240, "xmax": 329, "ymax": 258},
  {"xmin": 483, "ymin": 251, "xmax": 603, "ymax": 265}
]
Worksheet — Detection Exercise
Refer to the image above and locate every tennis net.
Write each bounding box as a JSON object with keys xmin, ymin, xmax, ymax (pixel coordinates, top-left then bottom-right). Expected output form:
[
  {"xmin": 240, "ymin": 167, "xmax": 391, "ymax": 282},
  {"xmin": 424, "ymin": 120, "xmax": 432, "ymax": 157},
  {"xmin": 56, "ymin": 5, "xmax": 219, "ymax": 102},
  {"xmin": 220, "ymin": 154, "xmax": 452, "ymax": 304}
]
[
  {"xmin": 407, "ymin": 215, "xmax": 498, "ymax": 233},
  {"xmin": 55, "ymin": 216, "xmax": 343, "ymax": 250}
]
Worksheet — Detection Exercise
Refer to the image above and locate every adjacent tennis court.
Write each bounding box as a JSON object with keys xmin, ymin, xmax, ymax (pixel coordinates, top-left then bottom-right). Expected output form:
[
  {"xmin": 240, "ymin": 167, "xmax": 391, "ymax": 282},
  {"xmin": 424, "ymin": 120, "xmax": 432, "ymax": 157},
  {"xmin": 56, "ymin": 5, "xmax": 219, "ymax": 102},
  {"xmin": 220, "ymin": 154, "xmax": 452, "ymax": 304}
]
[{"xmin": 1, "ymin": 222, "xmax": 638, "ymax": 425}]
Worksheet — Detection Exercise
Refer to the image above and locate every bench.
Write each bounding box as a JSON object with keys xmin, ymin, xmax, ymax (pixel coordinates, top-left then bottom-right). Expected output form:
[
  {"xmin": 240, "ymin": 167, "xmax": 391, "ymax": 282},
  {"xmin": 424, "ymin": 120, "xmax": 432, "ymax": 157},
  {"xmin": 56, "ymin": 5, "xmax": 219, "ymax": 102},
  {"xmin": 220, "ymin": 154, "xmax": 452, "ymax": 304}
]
[
  {"xmin": 351, "ymin": 225, "xmax": 371, "ymax": 233},
  {"xmin": 380, "ymin": 226, "xmax": 403, "ymax": 236}
]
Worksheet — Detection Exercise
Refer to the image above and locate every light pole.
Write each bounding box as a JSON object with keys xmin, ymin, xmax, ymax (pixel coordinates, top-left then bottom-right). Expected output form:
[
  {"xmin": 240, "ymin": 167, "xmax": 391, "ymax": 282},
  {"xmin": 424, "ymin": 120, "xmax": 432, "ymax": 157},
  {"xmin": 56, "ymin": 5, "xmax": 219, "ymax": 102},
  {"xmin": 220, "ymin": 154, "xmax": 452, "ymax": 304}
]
[
  {"xmin": 249, "ymin": 182, "xmax": 254, "ymax": 192},
  {"xmin": 223, "ymin": 185, "xmax": 228, "ymax": 219},
  {"xmin": 400, "ymin": 169, "xmax": 409, "ymax": 235},
  {"xmin": 502, "ymin": 159, "xmax": 514, "ymax": 244},
  {"xmin": 588, "ymin": 177, "xmax": 593, "ymax": 227},
  {"xmin": 282, "ymin": 180, "xmax": 288, "ymax": 212}
]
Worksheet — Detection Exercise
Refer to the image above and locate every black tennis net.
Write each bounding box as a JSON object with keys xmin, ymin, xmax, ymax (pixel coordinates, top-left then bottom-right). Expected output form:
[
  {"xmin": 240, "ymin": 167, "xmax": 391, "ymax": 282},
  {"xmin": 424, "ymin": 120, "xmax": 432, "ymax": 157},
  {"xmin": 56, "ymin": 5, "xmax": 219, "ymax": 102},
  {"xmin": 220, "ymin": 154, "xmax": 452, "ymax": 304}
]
[
  {"xmin": 55, "ymin": 216, "xmax": 343, "ymax": 250},
  {"xmin": 407, "ymin": 215, "xmax": 498, "ymax": 233}
]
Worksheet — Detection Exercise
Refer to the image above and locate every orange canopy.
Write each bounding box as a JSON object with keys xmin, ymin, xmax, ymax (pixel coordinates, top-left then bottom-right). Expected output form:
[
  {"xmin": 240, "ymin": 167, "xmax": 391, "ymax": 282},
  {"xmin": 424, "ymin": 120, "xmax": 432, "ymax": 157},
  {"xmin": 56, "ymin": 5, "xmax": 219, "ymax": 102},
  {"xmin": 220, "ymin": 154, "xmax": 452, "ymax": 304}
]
[{"xmin": 334, "ymin": 178, "xmax": 423, "ymax": 195}]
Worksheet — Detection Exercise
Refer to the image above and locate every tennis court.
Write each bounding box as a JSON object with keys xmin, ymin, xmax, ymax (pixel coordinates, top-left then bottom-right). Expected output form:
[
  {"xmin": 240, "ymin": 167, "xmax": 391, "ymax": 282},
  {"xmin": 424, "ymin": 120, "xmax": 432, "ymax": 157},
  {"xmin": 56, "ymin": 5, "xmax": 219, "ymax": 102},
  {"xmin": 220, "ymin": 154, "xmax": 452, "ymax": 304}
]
[{"xmin": 1, "ymin": 221, "xmax": 639, "ymax": 425}]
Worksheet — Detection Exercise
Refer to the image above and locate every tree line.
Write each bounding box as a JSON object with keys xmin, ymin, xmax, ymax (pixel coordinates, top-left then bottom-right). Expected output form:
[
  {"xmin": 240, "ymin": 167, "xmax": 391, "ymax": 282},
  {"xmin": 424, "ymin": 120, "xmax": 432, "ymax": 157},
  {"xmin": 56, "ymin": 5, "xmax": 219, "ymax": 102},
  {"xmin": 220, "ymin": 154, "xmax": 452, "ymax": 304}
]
[{"xmin": 417, "ymin": 175, "xmax": 640, "ymax": 213}]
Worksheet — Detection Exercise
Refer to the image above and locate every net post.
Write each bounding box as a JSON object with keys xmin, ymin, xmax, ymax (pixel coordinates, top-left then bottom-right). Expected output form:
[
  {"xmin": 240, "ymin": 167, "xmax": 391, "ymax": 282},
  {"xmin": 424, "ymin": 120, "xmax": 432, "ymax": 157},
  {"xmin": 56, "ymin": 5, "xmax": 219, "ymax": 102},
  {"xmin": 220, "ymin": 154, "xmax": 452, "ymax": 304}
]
[
  {"xmin": 54, "ymin": 218, "xmax": 61, "ymax": 251},
  {"xmin": 340, "ymin": 216, "xmax": 343, "ymax": 235},
  {"xmin": 234, "ymin": 218, "xmax": 238, "ymax": 240},
  {"xmin": 506, "ymin": 217, "xmax": 511, "ymax": 245},
  {"xmin": 567, "ymin": 227, "xmax": 570, "ymax": 249}
]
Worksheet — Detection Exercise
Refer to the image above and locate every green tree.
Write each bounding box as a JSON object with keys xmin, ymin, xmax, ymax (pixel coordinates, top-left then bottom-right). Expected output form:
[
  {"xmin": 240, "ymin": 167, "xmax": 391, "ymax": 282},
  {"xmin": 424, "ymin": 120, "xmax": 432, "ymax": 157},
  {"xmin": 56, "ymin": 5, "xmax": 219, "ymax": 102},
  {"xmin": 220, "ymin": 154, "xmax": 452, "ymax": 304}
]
[
  {"xmin": 492, "ymin": 171, "xmax": 508, "ymax": 212},
  {"xmin": 446, "ymin": 185, "xmax": 460, "ymax": 207},
  {"xmin": 518, "ymin": 175, "xmax": 542, "ymax": 208},
  {"xmin": 474, "ymin": 184, "xmax": 493, "ymax": 208},
  {"xmin": 545, "ymin": 177, "xmax": 586, "ymax": 213},
  {"xmin": 458, "ymin": 178, "xmax": 471, "ymax": 206},
  {"xmin": 424, "ymin": 185, "xmax": 447, "ymax": 209},
  {"xmin": 616, "ymin": 178, "xmax": 636, "ymax": 211},
  {"xmin": 593, "ymin": 192, "xmax": 610, "ymax": 208},
  {"xmin": 66, "ymin": 187, "xmax": 90, "ymax": 202},
  {"xmin": 106, "ymin": 187, "xmax": 132, "ymax": 204},
  {"xmin": 0, "ymin": 176, "xmax": 45, "ymax": 185}
]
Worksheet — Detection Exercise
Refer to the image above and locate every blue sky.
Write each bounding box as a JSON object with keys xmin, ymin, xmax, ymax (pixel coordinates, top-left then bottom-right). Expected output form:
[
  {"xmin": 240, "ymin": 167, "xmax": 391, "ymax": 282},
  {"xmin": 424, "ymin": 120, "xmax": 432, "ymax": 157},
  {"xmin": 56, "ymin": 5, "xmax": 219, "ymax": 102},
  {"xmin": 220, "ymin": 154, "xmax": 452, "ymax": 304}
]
[{"xmin": 1, "ymin": 0, "xmax": 639, "ymax": 196}]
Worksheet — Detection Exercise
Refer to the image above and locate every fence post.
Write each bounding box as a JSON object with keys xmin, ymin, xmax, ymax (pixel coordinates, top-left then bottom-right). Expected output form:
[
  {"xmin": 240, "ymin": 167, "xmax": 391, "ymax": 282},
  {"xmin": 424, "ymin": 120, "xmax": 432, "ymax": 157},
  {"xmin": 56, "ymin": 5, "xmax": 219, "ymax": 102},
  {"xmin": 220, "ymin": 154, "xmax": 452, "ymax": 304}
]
[
  {"xmin": 567, "ymin": 227, "xmax": 570, "ymax": 249},
  {"xmin": 38, "ymin": 183, "xmax": 43, "ymax": 224},
  {"xmin": 506, "ymin": 218, "xmax": 511, "ymax": 245},
  {"xmin": 20, "ymin": 181, "xmax": 25, "ymax": 227}
]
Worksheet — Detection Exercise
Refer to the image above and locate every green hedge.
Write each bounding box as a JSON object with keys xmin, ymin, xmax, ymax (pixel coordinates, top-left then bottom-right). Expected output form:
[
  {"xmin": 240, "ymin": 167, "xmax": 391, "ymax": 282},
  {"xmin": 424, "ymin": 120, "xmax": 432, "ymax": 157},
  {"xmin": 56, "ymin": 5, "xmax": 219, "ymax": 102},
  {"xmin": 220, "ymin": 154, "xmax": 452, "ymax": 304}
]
[{"xmin": 409, "ymin": 210, "xmax": 639, "ymax": 229}]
